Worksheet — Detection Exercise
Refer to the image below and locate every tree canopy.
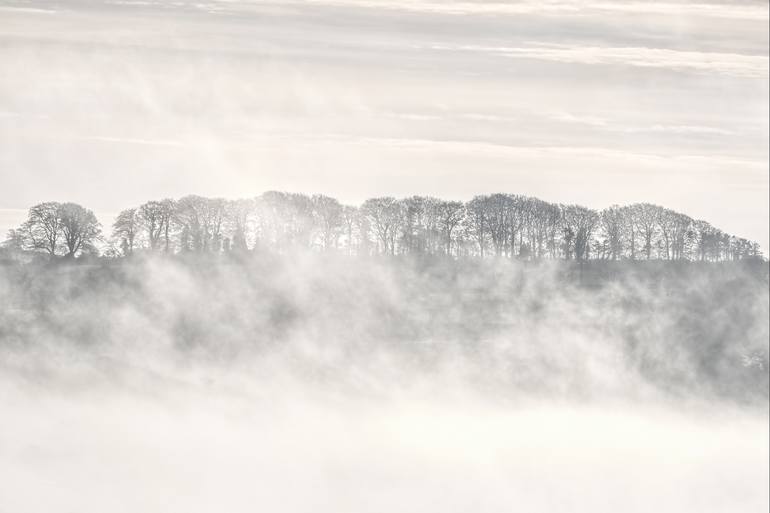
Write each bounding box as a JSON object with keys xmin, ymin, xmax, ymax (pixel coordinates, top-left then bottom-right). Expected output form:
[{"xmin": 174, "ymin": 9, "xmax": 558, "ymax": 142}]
[{"xmin": 4, "ymin": 194, "xmax": 763, "ymax": 262}]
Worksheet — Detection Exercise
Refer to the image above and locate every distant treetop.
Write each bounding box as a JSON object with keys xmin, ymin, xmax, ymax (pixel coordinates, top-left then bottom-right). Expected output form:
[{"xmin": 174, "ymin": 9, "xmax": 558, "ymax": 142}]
[{"xmin": 4, "ymin": 193, "xmax": 763, "ymax": 262}]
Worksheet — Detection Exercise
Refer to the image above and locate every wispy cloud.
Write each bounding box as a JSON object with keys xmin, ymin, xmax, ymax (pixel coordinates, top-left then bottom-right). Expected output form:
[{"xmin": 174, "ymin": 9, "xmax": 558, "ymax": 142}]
[
  {"xmin": 627, "ymin": 124, "xmax": 736, "ymax": 136},
  {"xmin": 295, "ymin": 0, "xmax": 769, "ymax": 20},
  {"xmin": 383, "ymin": 112, "xmax": 444, "ymax": 122},
  {"xmin": 428, "ymin": 43, "xmax": 769, "ymax": 79},
  {"xmin": 71, "ymin": 135, "xmax": 186, "ymax": 147},
  {"xmin": 549, "ymin": 112, "xmax": 737, "ymax": 136},
  {"xmin": 549, "ymin": 112, "xmax": 610, "ymax": 128},
  {"xmin": 0, "ymin": 6, "xmax": 57, "ymax": 15},
  {"xmin": 1, "ymin": 0, "xmax": 766, "ymax": 249},
  {"xmin": 312, "ymin": 134, "xmax": 761, "ymax": 166}
]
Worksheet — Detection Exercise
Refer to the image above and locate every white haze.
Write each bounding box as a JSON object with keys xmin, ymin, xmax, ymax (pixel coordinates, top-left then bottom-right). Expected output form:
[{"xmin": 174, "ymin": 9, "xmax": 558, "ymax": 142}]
[
  {"xmin": 2, "ymin": 379, "xmax": 767, "ymax": 513},
  {"xmin": 0, "ymin": 1, "xmax": 768, "ymax": 511},
  {"xmin": 0, "ymin": 0, "xmax": 768, "ymax": 249},
  {"xmin": 0, "ymin": 254, "xmax": 768, "ymax": 512}
]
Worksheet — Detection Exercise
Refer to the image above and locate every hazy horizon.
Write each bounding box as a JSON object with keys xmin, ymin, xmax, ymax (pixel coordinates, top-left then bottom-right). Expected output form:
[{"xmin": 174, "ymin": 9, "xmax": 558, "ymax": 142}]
[
  {"xmin": 1, "ymin": 0, "xmax": 768, "ymax": 249},
  {"xmin": 1, "ymin": 2, "xmax": 768, "ymax": 512}
]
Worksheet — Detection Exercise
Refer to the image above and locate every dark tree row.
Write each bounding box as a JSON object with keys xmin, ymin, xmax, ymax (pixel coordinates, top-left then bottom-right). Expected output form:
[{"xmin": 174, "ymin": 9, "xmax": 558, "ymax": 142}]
[{"xmin": 4, "ymin": 193, "xmax": 763, "ymax": 262}]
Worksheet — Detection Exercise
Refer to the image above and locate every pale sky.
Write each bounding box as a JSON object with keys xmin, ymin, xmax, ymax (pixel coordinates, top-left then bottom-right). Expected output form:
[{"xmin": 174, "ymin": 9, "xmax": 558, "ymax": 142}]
[{"xmin": 0, "ymin": 0, "xmax": 768, "ymax": 249}]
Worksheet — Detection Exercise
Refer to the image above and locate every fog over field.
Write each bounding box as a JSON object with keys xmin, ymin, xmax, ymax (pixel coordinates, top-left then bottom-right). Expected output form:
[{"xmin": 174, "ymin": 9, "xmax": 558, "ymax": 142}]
[
  {"xmin": 1, "ymin": 255, "xmax": 768, "ymax": 512},
  {"xmin": 1, "ymin": 1, "xmax": 768, "ymax": 512}
]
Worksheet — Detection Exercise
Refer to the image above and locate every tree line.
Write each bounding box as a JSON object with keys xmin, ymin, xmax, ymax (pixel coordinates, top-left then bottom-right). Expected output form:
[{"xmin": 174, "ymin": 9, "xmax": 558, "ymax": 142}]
[{"xmin": 4, "ymin": 193, "xmax": 763, "ymax": 262}]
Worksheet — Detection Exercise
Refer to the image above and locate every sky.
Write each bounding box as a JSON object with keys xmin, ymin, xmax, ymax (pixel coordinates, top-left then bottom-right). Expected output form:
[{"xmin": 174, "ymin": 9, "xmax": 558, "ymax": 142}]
[{"xmin": 0, "ymin": 0, "xmax": 768, "ymax": 249}]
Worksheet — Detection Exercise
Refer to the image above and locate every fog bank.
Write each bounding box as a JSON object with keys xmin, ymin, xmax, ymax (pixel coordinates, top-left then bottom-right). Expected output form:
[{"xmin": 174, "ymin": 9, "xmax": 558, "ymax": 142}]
[
  {"xmin": 0, "ymin": 255, "xmax": 767, "ymax": 512},
  {"xmin": 2, "ymin": 380, "xmax": 767, "ymax": 513}
]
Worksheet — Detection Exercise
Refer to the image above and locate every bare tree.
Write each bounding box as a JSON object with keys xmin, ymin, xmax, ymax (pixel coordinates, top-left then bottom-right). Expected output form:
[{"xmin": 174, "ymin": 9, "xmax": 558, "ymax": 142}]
[
  {"xmin": 465, "ymin": 196, "xmax": 488, "ymax": 258},
  {"xmin": 656, "ymin": 208, "xmax": 676, "ymax": 260},
  {"xmin": 398, "ymin": 196, "xmax": 428, "ymax": 254},
  {"xmin": 617, "ymin": 205, "xmax": 636, "ymax": 260},
  {"xmin": 361, "ymin": 197, "xmax": 401, "ymax": 255},
  {"xmin": 475, "ymin": 194, "xmax": 510, "ymax": 257},
  {"xmin": 340, "ymin": 205, "xmax": 360, "ymax": 256},
  {"xmin": 172, "ymin": 196, "xmax": 226, "ymax": 252},
  {"xmin": 139, "ymin": 199, "xmax": 175, "ymax": 252},
  {"xmin": 224, "ymin": 198, "xmax": 255, "ymax": 252},
  {"xmin": 312, "ymin": 195, "xmax": 344, "ymax": 251},
  {"xmin": 113, "ymin": 208, "xmax": 140, "ymax": 255},
  {"xmin": 256, "ymin": 192, "xmax": 317, "ymax": 251},
  {"xmin": 205, "ymin": 198, "xmax": 227, "ymax": 252},
  {"xmin": 139, "ymin": 201, "xmax": 164, "ymax": 251},
  {"xmin": 506, "ymin": 194, "xmax": 530, "ymax": 258},
  {"xmin": 630, "ymin": 203, "xmax": 660, "ymax": 260},
  {"xmin": 9, "ymin": 202, "xmax": 63, "ymax": 257},
  {"xmin": 670, "ymin": 211, "xmax": 693, "ymax": 261},
  {"xmin": 432, "ymin": 200, "xmax": 464, "ymax": 256},
  {"xmin": 174, "ymin": 195, "xmax": 207, "ymax": 252},
  {"xmin": 58, "ymin": 202, "xmax": 101, "ymax": 258},
  {"xmin": 6, "ymin": 192, "xmax": 760, "ymax": 262},
  {"xmin": 563, "ymin": 204, "xmax": 598, "ymax": 261},
  {"xmin": 526, "ymin": 199, "xmax": 561, "ymax": 259},
  {"xmin": 599, "ymin": 205, "xmax": 624, "ymax": 260}
]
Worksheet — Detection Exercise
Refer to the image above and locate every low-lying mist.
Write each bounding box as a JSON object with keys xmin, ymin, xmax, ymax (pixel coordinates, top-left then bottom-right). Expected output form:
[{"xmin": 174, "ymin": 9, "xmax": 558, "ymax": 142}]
[
  {"xmin": 2, "ymin": 254, "xmax": 767, "ymax": 402},
  {"xmin": 1, "ymin": 254, "xmax": 768, "ymax": 512}
]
